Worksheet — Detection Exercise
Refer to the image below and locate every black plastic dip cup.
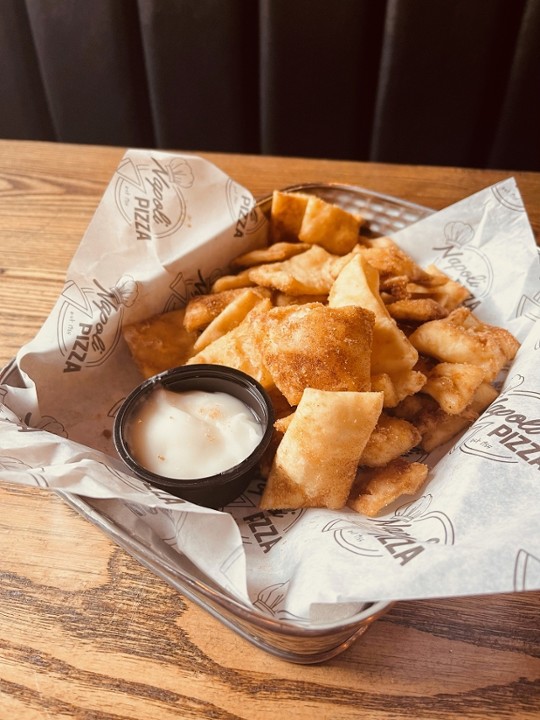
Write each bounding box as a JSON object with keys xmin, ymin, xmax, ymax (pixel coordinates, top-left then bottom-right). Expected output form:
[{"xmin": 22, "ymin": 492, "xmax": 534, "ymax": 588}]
[{"xmin": 113, "ymin": 364, "xmax": 275, "ymax": 508}]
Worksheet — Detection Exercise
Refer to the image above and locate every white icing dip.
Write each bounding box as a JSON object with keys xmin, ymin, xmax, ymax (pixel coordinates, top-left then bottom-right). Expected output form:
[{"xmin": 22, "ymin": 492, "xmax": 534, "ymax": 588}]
[{"xmin": 128, "ymin": 387, "xmax": 264, "ymax": 479}]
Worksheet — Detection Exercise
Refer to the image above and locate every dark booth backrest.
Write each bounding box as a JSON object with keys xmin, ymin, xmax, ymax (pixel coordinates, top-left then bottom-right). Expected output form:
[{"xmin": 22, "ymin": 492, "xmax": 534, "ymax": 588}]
[{"xmin": 1, "ymin": 0, "xmax": 539, "ymax": 171}]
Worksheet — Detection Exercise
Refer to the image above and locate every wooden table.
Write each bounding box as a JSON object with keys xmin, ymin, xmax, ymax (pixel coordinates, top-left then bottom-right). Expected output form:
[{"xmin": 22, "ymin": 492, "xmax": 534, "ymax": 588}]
[{"xmin": 0, "ymin": 140, "xmax": 539, "ymax": 719}]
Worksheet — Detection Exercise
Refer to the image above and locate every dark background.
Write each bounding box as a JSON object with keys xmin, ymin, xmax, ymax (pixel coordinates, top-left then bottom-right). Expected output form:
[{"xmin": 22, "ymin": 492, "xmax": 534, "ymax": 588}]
[{"xmin": 1, "ymin": 0, "xmax": 539, "ymax": 171}]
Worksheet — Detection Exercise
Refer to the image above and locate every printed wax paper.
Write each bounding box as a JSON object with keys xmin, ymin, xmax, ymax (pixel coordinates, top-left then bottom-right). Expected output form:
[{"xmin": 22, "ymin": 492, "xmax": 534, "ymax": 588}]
[{"xmin": 1, "ymin": 149, "xmax": 539, "ymax": 622}]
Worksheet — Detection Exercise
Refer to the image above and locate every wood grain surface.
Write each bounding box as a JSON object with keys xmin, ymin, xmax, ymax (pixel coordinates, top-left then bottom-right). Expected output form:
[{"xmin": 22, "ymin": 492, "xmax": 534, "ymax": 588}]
[{"xmin": 0, "ymin": 140, "xmax": 539, "ymax": 719}]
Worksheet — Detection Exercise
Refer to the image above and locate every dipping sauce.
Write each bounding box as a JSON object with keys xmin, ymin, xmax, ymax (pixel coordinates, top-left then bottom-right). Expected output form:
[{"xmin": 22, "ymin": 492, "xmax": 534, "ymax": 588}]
[{"xmin": 127, "ymin": 387, "xmax": 264, "ymax": 479}]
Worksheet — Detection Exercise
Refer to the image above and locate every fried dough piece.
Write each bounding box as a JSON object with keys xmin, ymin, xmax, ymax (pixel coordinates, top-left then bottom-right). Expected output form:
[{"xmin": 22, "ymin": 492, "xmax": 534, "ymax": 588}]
[
  {"xmin": 387, "ymin": 298, "xmax": 448, "ymax": 323},
  {"xmin": 193, "ymin": 289, "xmax": 269, "ymax": 352},
  {"xmin": 274, "ymin": 413, "xmax": 294, "ymax": 434},
  {"xmin": 359, "ymin": 240, "xmax": 432, "ymax": 282},
  {"xmin": 329, "ymin": 253, "xmax": 418, "ymax": 375},
  {"xmin": 359, "ymin": 414, "xmax": 422, "ymax": 468},
  {"xmin": 417, "ymin": 408, "xmax": 475, "ymax": 452},
  {"xmin": 393, "ymin": 382, "xmax": 498, "ymax": 452},
  {"xmin": 272, "ymin": 292, "xmax": 329, "ymax": 306},
  {"xmin": 260, "ymin": 303, "xmax": 374, "ymax": 406},
  {"xmin": 183, "ymin": 288, "xmax": 256, "ymax": 333},
  {"xmin": 123, "ymin": 309, "xmax": 197, "ymax": 379},
  {"xmin": 210, "ymin": 268, "xmax": 255, "ymax": 293},
  {"xmin": 391, "ymin": 393, "xmax": 432, "ymax": 423},
  {"xmin": 298, "ymin": 195, "xmax": 362, "ymax": 254},
  {"xmin": 348, "ymin": 459, "xmax": 429, "ymax": 517},
  {"xmin": 380, "ymin": 267, "xmax": 468, "ymax": 313},
  {"xmin": 408, "ymin": 307, "xmax": 520, "ymax": 382},
  {"xmin": 231, "ymin": 241, "xmax": 310, "ymax": 268},
  {"xmin": 248, "ymin": 245, "xmax": 344, "ymax": 295},
  {"xmin": 380, "ymin": 275, "xmax": 410, "ymax": 301},
  {"xmin": 187, "ymin": 299, "xmax": 274, "ymax": 388},
  {"xmin": 270, "ymin": 190, "xmax": 310, "ymax": 243},
  {"xmin": 424, "ymin": 265, "xmax": 471, "ymax": 309},
  {"xmin": 260, "ymin": 389, "xmax": 384, "ymax": 510},
  {"xmin": 422, "ymin": 362, "xmax": 485, "ymax": 415},
  {"xmin": 421, "ymin": 382, "xmax": 498, "ymax": 451},
  {"xmin": 371, "ymin": 369, "xmax": 427, "ymax": 408}
]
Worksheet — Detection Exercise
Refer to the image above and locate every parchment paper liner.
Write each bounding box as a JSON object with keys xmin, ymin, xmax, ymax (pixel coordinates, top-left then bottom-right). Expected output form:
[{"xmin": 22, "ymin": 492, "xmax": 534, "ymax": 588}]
[{"xmin": 1, "ymin": 152, "xmax": 539, "ymax": 646}]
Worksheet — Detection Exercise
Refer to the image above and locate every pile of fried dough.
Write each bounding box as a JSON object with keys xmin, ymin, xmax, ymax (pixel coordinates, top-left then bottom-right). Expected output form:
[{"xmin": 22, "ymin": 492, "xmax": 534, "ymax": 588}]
[{"xmin": 123, "ymin": 190, "xmax": 520, "ymax": 516}]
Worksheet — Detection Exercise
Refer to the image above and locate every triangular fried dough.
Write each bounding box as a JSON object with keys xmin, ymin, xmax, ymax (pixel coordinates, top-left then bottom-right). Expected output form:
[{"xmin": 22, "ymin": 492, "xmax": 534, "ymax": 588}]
[
  {"xmin": 186, "ymin": 299, "xmax": 274, "ymax": 388},
  {"xmin": 298, "ymin": 195, "xmax": 363, "ymax": 254},
  {"xmin": 329, "ymin": 254, "xmax": 418, "ymax": 375},
  {"xmin": 184, "ymin": 287, "xmax": 258, "ymax": 333},
  {"xmin": 193, "ymin": 289, "xmax": 269, "ymax": 352},
  {"xmin": 248, "ymin": 245, "xmax": 343, "ymax": 295}
]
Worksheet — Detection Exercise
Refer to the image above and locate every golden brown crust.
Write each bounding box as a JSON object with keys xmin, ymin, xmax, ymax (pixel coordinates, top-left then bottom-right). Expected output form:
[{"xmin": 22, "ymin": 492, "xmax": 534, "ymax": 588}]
[
  {"xmin": 122, "ymin": 309, "xmax": 197, "ymax": 379},
  {"xmin": 260, "ymin": 389, "xmax": 384, "ymax": 510},
  {"xmin": 260, "ymin": 303, "xmax": 374, "ymax": 406},
  {"xmin": 248, "ymin": 245, "xmax": 343, "ymax": 295},
  {"xmin": 348, "ymin": 459, "xmax": 429, "ymax": 517},
  {"xmin": 270, "ymin": 190, "xmax": 310, "ymax": 243},
  {"xmin": 298, "ymin": 195, "xmax": 363, "ymax": 254},
  {"xmin": 409, "ymin": 308, "xmax": 520, "ymax": 382},
  {"xmin": 231, "ymin": 241, "xmax": 310, "ymax": 268},
  {"xmin": 386, "ymin": 298, "xmax": 449, "ymax": 323},
  {"xmin": 422, "ymin": 362, "xmax": 485, "ymax": 415},
  {"xmin": 186, "ymin": 299, "xmax": 274, "ymax": 388},
  {"xmin": 359, "ymin": 241, "xmax": 432, "ymax": 282},
  {"xmin": 192, "ymin": 289, "xmax": 269, "ymax": 352},
  {"xmin": 359, "ymin": 414, "xmax": 422, "ymax": 467},
  {"xmin": 183, "ymin": 288, "xmax": 249, "ymax": 332},
  {"xmin": 330, "ymin": 254, "xmax": 419, "ymax": 375}
]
